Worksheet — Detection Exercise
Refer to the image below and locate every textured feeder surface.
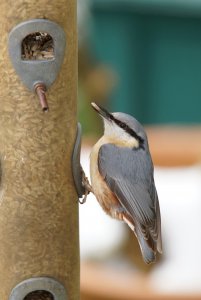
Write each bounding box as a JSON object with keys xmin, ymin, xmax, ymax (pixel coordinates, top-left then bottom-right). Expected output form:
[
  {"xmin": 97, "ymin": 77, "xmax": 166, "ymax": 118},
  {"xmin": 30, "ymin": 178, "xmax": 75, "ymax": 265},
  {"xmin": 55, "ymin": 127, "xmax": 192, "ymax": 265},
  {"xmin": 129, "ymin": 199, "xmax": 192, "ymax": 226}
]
[
  {"xmin": 24, "ymin": 290, "xmax": 54, "ymax": 300},
  {"xmin": 0, "ymin": 1, "xmax": 79, "ymax": 300}
]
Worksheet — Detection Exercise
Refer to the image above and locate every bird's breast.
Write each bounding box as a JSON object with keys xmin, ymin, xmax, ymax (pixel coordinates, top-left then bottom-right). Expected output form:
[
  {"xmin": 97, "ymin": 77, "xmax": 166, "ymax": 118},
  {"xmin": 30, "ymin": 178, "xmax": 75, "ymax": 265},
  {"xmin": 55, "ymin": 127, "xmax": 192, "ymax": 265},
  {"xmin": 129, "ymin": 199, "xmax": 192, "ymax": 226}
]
[{"xmin": 90, "ymin": 138, "xmax": 119, "ymax": 215}]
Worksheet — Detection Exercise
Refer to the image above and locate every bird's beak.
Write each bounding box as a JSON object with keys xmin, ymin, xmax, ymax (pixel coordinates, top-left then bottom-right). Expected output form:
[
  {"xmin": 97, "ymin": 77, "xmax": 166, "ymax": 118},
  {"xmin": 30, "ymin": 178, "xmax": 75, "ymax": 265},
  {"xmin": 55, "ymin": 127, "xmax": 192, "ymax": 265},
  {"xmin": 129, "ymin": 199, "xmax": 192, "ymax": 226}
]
[{"xmin": 91, "ymin": 102, "xmax": 112, "ymax": 121}]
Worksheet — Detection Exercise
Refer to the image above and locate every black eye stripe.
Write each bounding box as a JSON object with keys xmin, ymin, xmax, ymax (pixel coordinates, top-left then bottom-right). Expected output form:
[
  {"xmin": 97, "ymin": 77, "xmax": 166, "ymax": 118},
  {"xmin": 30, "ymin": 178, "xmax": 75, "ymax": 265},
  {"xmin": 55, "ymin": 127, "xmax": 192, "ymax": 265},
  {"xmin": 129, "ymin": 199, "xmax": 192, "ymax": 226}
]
[
  {"xmin": 113, "ymin": 118, "xmax": 144, "ymax": 146},
  {"xmin": 98, "ymin": 108, "xmax": 144, "ymax": 147}
]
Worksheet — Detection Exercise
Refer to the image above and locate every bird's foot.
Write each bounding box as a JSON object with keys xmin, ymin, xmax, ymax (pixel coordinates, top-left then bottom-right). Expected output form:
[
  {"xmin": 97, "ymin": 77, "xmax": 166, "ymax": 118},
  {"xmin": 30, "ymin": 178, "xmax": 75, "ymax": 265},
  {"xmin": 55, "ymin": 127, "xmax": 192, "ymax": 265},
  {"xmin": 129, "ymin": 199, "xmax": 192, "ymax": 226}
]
[{"xmin": 79, "ymin": 167, "xmax": 93, "ymax": 204}]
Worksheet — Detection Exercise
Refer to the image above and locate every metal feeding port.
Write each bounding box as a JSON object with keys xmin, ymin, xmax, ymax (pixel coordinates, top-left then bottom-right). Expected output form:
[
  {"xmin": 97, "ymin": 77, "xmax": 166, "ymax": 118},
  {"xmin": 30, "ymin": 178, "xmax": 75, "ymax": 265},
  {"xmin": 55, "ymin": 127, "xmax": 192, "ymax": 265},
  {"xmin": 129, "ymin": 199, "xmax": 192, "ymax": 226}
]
[
  {"xmin": 9, "ymin": 277, "xmax": 67, "ymax": 300},
  {"xmin": 8, "ymin": 19, "xmax": 66, "ymax": 111}
]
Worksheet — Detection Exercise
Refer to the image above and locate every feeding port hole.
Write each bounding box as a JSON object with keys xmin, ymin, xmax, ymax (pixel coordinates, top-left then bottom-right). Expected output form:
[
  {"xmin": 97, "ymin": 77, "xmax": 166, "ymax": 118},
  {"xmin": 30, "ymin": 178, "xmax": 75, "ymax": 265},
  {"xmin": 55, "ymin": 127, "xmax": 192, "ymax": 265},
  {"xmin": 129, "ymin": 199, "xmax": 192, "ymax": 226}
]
[
  {"xmin": 21, "ymin": 32, "xmax": 54, "ymax": 60},
  {"xmin": 23, "ymin": 290, "xmax": 54, "ymax": 300}
]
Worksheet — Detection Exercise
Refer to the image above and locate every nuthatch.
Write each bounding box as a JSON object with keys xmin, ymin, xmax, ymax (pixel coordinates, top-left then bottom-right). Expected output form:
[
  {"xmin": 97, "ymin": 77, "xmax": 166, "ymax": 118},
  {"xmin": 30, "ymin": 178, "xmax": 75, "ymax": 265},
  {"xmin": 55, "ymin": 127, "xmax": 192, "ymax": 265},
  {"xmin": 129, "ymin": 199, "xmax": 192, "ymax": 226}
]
[{"xmin": 90, "ymin": 102, "xmax": 162, "ymax": 264}]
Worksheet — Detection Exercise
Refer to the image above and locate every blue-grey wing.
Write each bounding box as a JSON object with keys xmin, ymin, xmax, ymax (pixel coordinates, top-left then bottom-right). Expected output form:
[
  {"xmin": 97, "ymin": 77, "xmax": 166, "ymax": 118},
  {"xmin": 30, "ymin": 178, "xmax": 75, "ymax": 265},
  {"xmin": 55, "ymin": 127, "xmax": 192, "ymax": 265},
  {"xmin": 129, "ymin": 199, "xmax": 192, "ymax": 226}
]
[{"xmin": 98, "ymin": 143, "xmax": 162, "ymax": 254}]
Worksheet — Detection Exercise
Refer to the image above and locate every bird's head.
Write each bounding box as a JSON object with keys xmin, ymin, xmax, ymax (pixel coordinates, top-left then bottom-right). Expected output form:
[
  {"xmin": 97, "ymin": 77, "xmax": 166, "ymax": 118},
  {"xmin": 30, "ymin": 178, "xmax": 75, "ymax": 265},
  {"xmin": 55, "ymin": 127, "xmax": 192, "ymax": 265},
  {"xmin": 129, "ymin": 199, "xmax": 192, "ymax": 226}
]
[{"xmin": 91, "ymin": 102, "xmax": 147, "ymax": 149}]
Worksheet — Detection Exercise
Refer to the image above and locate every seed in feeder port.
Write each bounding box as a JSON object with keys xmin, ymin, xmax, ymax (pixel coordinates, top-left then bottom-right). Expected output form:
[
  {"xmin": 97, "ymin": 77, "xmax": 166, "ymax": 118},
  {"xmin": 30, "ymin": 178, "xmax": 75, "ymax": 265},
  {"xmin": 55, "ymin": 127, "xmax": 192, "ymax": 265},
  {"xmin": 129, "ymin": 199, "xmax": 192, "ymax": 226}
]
[{"xmin": 21, "ymin": 32, "xmax": 54, "ymax": 61}]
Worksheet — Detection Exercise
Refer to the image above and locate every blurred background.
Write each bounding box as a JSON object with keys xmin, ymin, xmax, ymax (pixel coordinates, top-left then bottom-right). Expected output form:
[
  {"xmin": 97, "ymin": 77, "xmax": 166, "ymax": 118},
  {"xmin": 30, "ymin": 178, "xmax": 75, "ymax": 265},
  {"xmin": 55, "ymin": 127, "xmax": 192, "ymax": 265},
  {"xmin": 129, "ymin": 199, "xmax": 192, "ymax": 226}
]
[{"xmin": 78, "ymin": 1, "xmax": 201, "ymax": 299}]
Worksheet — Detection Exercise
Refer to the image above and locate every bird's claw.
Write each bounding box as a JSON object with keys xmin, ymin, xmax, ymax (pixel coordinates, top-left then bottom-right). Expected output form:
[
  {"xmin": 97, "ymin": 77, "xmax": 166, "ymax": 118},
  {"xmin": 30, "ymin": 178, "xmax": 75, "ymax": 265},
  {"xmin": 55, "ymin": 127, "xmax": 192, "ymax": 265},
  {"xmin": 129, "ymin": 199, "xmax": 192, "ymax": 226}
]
[
  {"xmin": 79, "ymin": 191, "xmax": 88, "ymax": 204},
  {"xmin": 79, "ymin": 167, "xmax": 93, "ymax": 204}
]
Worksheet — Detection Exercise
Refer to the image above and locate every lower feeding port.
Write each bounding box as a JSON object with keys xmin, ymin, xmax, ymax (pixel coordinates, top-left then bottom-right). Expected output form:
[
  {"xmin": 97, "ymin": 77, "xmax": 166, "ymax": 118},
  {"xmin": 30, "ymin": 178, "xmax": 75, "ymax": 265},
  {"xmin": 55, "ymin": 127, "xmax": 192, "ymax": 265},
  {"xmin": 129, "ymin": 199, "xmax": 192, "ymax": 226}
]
[
  {"xmin": 23, "ymin": 290, "xmax": 54, "ymax": 300},
  {"xmin": 9, "ymin": 277, "xmax": 67, "ymax": 300}
]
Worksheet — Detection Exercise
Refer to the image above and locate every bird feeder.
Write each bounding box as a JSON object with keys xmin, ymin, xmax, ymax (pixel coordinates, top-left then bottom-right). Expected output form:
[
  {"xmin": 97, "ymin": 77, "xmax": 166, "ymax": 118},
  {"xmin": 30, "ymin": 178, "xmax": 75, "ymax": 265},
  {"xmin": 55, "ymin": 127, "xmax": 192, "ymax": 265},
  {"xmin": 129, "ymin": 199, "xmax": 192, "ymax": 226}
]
[{"xmin": 0, "ymin": 1, "xmax": 80, "ymax": 299}]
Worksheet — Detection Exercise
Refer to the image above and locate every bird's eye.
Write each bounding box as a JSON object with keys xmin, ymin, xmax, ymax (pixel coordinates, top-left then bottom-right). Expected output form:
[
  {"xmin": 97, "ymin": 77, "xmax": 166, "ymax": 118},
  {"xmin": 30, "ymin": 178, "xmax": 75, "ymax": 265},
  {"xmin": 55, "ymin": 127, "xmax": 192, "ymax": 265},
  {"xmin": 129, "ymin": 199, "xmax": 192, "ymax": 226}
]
[{"xmin": 120, "ymin": 123, "xmax": 125, "ymax": 128}]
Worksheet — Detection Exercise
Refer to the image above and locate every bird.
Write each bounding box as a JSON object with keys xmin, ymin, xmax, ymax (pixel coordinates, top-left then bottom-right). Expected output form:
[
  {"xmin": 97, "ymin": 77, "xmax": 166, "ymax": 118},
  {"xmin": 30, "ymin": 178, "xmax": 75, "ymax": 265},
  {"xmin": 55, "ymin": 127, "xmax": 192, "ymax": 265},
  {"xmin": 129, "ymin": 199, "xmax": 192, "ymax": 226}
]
[{"xmin": 89, "ymin": 102, "xmax": 162, "ymax": 264}]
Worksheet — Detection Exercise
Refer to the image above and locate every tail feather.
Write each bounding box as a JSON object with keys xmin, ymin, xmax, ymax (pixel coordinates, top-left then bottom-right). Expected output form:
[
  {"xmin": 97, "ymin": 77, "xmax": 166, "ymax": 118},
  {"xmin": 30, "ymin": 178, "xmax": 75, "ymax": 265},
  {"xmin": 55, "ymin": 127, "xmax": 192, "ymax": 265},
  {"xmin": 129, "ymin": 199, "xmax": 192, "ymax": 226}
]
[
  {"xmin": 123, "ymin": 214, "xmax": 157, "ymax": 264},
  {"xmin": 135, "ymin": 227, "xmax": 156, "ymax": 264}
]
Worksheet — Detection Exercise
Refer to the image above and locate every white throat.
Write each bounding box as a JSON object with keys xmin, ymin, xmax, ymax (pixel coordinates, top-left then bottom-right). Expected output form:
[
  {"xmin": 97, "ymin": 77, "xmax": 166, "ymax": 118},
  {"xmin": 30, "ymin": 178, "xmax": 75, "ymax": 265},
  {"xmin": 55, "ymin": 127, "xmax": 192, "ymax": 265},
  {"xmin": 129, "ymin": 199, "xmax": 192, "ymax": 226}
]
[{"xmin": 103, "ymin": 120, "xmax": 139, "ymax": 147}]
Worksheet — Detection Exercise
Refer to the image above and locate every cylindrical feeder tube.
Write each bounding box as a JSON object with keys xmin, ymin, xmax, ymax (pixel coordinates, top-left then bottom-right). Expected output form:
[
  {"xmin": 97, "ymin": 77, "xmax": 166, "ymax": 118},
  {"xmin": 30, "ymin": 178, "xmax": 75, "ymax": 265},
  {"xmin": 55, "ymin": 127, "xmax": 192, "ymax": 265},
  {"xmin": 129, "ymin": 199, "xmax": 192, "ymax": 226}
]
[{"xmin": 0, "ymin": 1, "xmax": 79, "ymax": 299}]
